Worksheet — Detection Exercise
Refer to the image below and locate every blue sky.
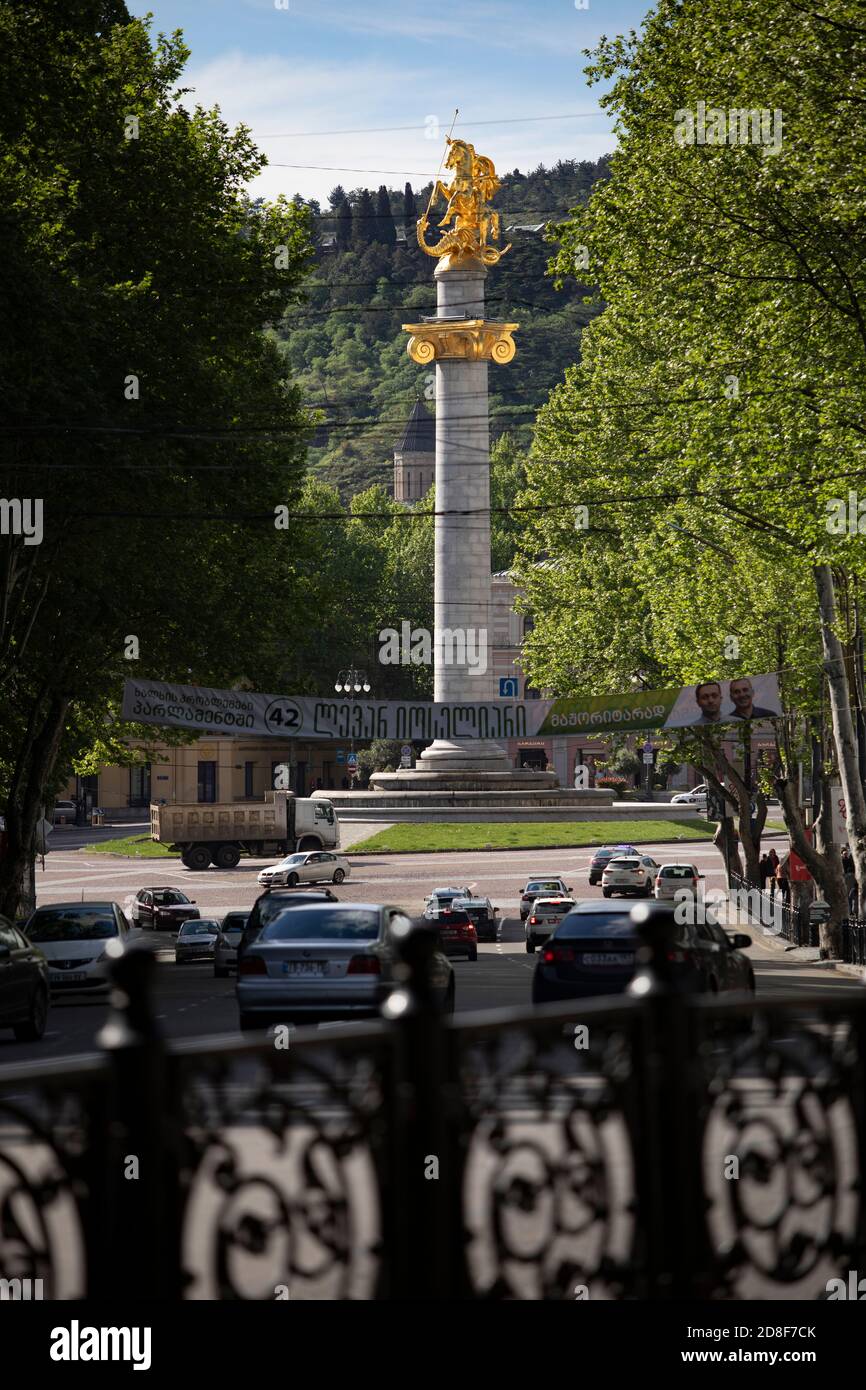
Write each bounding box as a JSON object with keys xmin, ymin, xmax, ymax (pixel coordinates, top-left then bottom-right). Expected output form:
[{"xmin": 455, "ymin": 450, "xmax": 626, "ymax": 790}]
[{"xmin": 138, "ymin": 0, "xmax": 653, "ymax": 204}]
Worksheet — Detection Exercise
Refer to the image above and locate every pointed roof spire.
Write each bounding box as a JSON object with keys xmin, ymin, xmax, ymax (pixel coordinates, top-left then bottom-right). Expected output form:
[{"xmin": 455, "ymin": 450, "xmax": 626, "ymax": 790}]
[{"xmin": 395, "ymin": 399, "xmax": 434, "ymax": 453}]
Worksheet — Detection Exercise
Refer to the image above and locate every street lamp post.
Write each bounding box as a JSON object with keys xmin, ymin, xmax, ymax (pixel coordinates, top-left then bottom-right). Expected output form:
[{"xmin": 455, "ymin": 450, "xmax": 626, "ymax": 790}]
[{"xmin": 334, "ymin": 668, "xmax": 371, "ymax": 780}]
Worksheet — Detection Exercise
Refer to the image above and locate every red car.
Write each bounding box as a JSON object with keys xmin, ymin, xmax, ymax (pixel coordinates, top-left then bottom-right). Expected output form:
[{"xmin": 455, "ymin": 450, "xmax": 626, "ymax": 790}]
[{"xmin": 435, "ymin": 909, "xmax": 478, "ymax": 961}]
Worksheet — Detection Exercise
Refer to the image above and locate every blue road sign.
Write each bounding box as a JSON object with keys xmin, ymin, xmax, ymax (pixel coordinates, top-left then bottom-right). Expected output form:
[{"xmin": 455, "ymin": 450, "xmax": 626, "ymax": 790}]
[{"xmin": 499, "ymin": 677, "xmax": 519, "ymax": 697}]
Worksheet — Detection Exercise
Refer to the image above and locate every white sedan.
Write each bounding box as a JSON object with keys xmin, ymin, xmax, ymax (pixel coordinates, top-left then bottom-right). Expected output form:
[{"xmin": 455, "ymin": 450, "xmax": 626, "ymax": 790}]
[
  {"xmin": 671, "ymin": 790, "xmax": 708, "ymax": 809},
  {"xmin": 257, "ymin": 850, "xmax": 350, "ymax": 889}
]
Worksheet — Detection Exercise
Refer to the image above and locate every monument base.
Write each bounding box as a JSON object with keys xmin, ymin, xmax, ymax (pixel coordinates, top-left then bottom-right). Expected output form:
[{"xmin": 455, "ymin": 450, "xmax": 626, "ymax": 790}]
[{"xmin": 369, "ymin": 767, "xmax": 559, "ymax": 793}]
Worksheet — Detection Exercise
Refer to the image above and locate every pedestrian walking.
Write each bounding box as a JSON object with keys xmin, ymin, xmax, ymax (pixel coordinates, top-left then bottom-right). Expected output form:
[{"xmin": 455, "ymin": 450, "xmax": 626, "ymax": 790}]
[
  {"xmin": 766, "ymin": 846, "xmax": 779, "ymax": 897},
  {"xmin": 758, "ymin": 852, "xmax": 771, "ymax": 891},
  {"xmin": 776, "ymin": 852, "xmax": 790, "ymax": 905},
  {"xmin": 841, "ymin": 846, "xmax": 858, "ymax": 917}
]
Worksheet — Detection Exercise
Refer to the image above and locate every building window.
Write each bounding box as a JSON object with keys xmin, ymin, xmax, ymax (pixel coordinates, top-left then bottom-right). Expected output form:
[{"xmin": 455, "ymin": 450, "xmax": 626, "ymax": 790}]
[
  {"xmin": 197, "ymin": 761, "xmax": 217, "ymax": 803},
  {"xmin": 244, "ymin": 761, "xmax": 254, "ymax": 798},
  {"xmin": 129, "ymin": 763, "xmax": 151, "ymax": 807}
]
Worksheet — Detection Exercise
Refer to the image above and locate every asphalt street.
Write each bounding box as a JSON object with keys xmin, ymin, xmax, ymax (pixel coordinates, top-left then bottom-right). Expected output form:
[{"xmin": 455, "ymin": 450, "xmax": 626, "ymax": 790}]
[{"xmin": 5, "ymin": 829, "xmax": 863, "ymax": 1064}]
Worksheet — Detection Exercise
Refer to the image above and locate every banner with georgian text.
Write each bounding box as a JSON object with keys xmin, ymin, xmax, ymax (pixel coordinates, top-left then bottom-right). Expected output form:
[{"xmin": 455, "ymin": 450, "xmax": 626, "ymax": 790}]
[{"xmin": 121, "ymin": 673, "xmax": 781, "ymax": 741}]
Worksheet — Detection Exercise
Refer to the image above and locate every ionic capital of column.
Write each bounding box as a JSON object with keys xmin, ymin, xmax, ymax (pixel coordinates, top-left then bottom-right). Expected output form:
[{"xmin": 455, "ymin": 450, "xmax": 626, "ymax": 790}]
[{"xmin": 402, "ymin": 319, "xmax": 518, "ymax": 366}]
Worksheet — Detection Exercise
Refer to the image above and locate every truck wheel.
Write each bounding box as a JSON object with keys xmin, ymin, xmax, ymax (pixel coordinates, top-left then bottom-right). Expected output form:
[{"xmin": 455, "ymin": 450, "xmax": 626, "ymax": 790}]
[
  {"xmin": 182, "ymin": 845, "xmax": 212, "ymax": 871},
  {"xmin": 297, "ymin": 836, "xmax": 319, "ymax": 851},
  {"xmin": 212, "ymin": 843, "xmax": 241, "ymax": 870}
]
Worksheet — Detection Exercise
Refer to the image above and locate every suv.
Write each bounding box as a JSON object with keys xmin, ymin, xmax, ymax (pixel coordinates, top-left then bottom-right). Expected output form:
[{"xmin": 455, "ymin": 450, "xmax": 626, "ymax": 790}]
[
  {"xmin": 239, "ymin": 887, "xmax": 338, "ymax": 956},
  {"xmin": 588, "ymin": 845, "xmax": 639, "ymax": 886},
  {"xmin": 435, "ymin": 908, "xmax": 478, "ymax": 961},
  {"xmin": 524, "ymin": 896, "xmax": 575, "ymax": 953},
  {"xmin": 519, "ymin": 876, "xmax": 572, "ymax": 921},
  {"xmin": 451, "ymin": 896, "xmax": 498, "ymax": 942},
  {"xmin": 601, "ymin": 855, "xmax": 660, "ymax": 898},
  {"xmin": 423, "ymin": 887, "xmax": 474, "ymax": 920},
  {"xmin": 131, "ymin": 887, "xmax": 200, "ymax": 932}
]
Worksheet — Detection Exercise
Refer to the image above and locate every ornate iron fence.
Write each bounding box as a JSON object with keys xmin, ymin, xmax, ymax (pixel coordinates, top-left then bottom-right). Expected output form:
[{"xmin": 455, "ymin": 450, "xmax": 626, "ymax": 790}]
[{"xmin": 0, "ymin": 921, "xmax": 864, "ymax": 1300}]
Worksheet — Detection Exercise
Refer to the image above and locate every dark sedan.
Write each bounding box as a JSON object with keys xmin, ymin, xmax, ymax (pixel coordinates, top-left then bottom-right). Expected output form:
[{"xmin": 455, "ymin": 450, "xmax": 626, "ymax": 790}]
[
  {"xmin": 588, "ymin": 845, "xmax": 640, "ymax": 886},
  {"xmin": 532, "ymin": 900, "xmax": 755, "ymax": 1004},
  {"xmin": 0, "ymin": 913, "xmax": 50, "ymax": 1042},
  {"xmin": 131, "ymin": 887, "xmax": 200, "ymax": 932}
]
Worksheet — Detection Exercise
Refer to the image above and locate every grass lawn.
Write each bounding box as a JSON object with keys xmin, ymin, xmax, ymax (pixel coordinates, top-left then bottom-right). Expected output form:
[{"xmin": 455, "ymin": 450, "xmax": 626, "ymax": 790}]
[
  {"xmin": 84, "ymin": 834, "xmax": 176, "ymax": 858},
  {"xmin": 348, "ymin": 819, "xmax": 717, "ymax": 855}
]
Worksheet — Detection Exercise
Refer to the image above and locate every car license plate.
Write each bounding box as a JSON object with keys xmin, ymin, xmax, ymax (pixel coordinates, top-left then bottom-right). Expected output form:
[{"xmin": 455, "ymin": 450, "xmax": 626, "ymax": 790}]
[
  {"xmin": 283, "ymin": 961, "xmax": 325, "ymax": 976},
  {"xmin": 49, "ymin": 971, "xmax": 86, "ymax": 983},
  {"xmin": 581, "ymin": 953, "xmax": 635, "ymax": 966}
]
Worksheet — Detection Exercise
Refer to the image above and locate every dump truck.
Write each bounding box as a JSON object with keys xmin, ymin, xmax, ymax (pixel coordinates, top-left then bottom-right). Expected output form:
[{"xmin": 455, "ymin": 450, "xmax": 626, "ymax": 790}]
[{"xmin": 149, "ymin": 791, "xmax": 340, "ymax": 870}]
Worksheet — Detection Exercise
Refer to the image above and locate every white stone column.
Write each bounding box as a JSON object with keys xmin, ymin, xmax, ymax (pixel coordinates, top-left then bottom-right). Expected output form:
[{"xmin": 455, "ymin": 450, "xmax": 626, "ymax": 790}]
[{"xmin": 417, "ymin": 257, "xmax": 511, "ymax": 773}]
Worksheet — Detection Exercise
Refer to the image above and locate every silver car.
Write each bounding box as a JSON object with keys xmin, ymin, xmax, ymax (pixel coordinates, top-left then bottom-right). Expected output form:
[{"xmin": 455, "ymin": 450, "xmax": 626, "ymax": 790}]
[
  {"xmin": 236, "ymin": 902, "xmax": 454, "ymax": 1030},
  {"xmin": 175, "ymin": 918, "xmax": 220, "ymax": 963},
  {"xmin": 257, "ymin": 850, "xmax": 350, "ymax": 889},
  {"xmin": 214, "ymin": 911, "xmax": 248, "ymax": 977}
]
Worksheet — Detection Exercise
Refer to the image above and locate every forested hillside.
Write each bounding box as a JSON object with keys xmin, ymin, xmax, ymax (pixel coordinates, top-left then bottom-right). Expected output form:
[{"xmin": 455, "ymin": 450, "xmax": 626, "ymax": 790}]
[{"xmin": 272, "ymin": 158, "xmax": 610, "ymax": 496}]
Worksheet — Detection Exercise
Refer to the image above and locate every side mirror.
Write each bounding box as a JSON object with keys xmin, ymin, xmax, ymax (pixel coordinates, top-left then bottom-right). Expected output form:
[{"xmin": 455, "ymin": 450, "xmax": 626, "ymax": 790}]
[
  {"xmin": 493, "ymin": 907, "xmax": 499, "ymax": 914},
  {"xmin": 727, "ymin": 933, "xmax": 751, "ymax": 950}
]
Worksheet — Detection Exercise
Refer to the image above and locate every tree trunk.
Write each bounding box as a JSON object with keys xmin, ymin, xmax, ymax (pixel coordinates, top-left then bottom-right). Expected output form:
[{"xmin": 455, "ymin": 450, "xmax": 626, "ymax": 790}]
[
  {"xmin": 0, "ymin": 686, "xmax": 69, "ymax": 919},
  {"xmin": 775, "ymin": 768, "xmax": 844, "ymax": 956},
  {"xmin": 814, "ymin": 564, "xmax": 866, "ymax": 917}
]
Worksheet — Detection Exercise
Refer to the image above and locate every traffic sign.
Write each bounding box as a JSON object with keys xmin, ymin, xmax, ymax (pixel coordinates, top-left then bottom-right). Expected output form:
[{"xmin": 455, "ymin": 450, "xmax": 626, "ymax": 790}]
[
  {"xmin": 400, "ymin": 744, "xmax": 413, "ymax": 769},
  {"xmin": 347, "ymin": 752, "xmax": 358, "ymax": 768},
  {"xmin": 335, "ymin": 749, "xmax": 345, "ymax": 764},
  {"xmin": 642, "ymin": 751, "xmax": 654, "ymax": 764},
  {"xmin": 499, "ymin": 677, "xmax": 518, "ymax": 697}
]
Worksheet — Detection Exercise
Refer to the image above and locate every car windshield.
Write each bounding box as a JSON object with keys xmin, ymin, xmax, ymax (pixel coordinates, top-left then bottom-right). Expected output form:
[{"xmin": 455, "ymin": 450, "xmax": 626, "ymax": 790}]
[
  {"xmin": 536, "ymin": 900, "xmax": 574, "ymax": 914},
  {"xmin": 277, "ymin": 855, "xmax": 307, "ymax": 868},
  {"xmin": 152, "ymin": 891, "xmax": 189, "ymax": 906},
  {"xmin": 180, "ymin": 921, "xmax": 216, "ymax": 935},
  {"xmin": 526, "ymin": 881, "xmax": 563, "ymax": 893},
  {"xmin": 608, "ymin": 858, "xmax": 640, "ymax": 868},
  {"xmin": 660, "ymin": 866, "xmax": 696, "ymax": 878},
  {"xmin": 557, "ymin": 913, "xmax": 639, "ymax": 939},
  {"xmin": 261, "ymin": 908, "xmax": 380, "ymax": 942},
  {"xmin": 28, "ymin": 909, "xmax": 118, "ymax": 941},
  {"xmin": 221, "ymin": 915, "xmax": 248, "ymax": 932}
]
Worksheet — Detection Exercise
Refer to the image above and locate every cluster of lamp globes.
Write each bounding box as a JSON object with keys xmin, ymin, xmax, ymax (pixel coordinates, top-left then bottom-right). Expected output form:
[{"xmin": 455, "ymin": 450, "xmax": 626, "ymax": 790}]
[{"xmin": 334, "ymin": 674, "xmax": 371, "ymax": 695}]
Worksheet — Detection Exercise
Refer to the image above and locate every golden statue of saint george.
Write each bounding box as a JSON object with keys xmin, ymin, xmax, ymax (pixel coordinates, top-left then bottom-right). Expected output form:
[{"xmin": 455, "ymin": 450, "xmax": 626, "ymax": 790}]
[{"xmin": 417, "ymin": 137, "xmax": 512, "ymax": 267}]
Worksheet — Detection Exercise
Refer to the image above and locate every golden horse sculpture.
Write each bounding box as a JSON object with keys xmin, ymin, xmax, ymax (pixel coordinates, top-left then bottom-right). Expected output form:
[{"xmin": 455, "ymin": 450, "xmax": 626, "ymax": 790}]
[{"xmin": 417, "ymin": 137, "xmax": 512, "ymax": 266}]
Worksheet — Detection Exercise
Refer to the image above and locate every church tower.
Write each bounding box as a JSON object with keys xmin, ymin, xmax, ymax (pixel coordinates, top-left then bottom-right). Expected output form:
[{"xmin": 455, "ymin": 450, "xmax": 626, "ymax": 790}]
[{"xmin": 393, "ymin": 399, "xmax": 435, "ymax": 501}]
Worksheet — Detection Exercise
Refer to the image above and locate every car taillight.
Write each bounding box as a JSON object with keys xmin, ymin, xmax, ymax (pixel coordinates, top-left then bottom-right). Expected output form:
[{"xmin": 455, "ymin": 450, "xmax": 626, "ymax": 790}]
[
  {"xmin": 666, "ymin": 949, "xmax": 686, "ymax": 963},
  {"xmin": 238, "ymin": 955, "xmax": 267, "ymax": 975},
  {"xmin": 542, "ymin": 946, "xmax": 575, "ymax": 964},
  {"xmin": 529, "ymin": 915, "xmax": 538, "ymax": 925},
  {"xmin": 347, "ymin": 956, "xmax": 380, "ymax": 975}
]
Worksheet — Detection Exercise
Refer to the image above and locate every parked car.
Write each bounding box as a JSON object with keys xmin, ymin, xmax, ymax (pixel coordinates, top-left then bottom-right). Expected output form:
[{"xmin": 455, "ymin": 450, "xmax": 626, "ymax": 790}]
[
  {"xmin": 450, "ymin": 896, "xmax": 499, "ymax": 942},
  {"xmin": 257, "ymin": 850, "xmax": 350, "ymax": 888},
  {"xmin": 51, "ymin": 799, "xmax": 78, "ymax": 825},
  {"xmin": 214, "ymin": 912, "xmax": 248, "ymax": 977},
  {"xmin": 654, "ymin": 863, "xmax": 705, "ymax": 901},
  {"xmin": 519, "ymin": 876, "xmax": 572, "ymax": 921},
  {"xmin": 588, "ymin": 845, "xmax": 640, "ymax": 886},
  {"xmin": 434, "ymin": 908, "xmax": 478, "ymax": 960},
  {"xmin": 423, "ymin": 887, "xmax": 474, "ymax": 920},
  {"xmin": 236, "ymin": 903, "xmax": 454, "ymax": 1029},
  {"xmin": 601, "ymin": 855, "xmax": 660, "ymax": 898},
  {"xmin": 24, "ymin": 901, "xmax": 132, "ymax": 994},
  {"xmin": 524, "ymin": 896, "xmax": 576, "ymax": 953},
  {"xmin": 239, "ymin": 888, "xmax": 339, "ymax": 956},
  {"xmin": 131, "ymin": 887, "xmax": 200, "ymax": 932},
  {"xmin": 532, "ymin": 901, "xmax": 754, "ymax": 1004},
  {"xmin": 175, "ymin": 918, "xmax": 220, "ymax": 964},
  {"xmin": 0, "ymin": 913, "xmax": 50, "ymax": 1041}
]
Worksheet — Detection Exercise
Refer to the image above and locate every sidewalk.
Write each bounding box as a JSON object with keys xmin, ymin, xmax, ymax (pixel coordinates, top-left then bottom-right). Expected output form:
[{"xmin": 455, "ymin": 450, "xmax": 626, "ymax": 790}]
[{"xmin": 721, "ymin": 891, "xmax": 864, "ymax": 980}]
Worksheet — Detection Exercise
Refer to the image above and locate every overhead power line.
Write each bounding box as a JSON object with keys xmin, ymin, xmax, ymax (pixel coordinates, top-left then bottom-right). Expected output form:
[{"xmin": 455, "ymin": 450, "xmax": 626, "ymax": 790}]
[{"xmin": 258, "ymin": 112, "xmax": 604, "ymax": 139}]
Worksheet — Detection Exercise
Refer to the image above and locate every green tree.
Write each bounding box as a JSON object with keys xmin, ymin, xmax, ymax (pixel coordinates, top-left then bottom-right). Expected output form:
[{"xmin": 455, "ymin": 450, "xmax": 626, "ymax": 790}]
[
  {"xmin": 375, "ymin": 185, "xmax": 397, "ymax": 246},
  {"xmin": 0, "ymin": 2, "xmax": 313, "ymax": 915}
]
